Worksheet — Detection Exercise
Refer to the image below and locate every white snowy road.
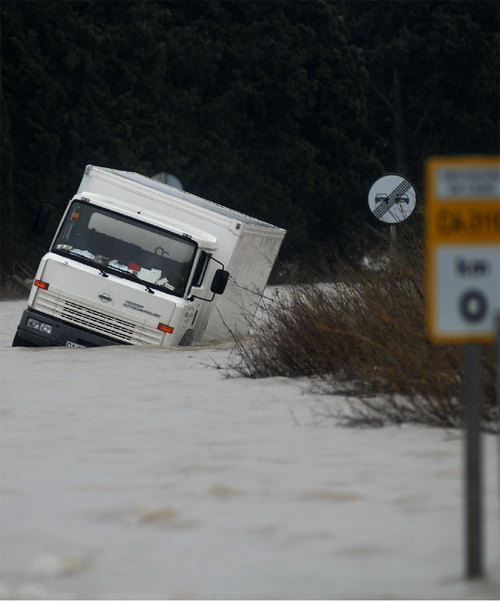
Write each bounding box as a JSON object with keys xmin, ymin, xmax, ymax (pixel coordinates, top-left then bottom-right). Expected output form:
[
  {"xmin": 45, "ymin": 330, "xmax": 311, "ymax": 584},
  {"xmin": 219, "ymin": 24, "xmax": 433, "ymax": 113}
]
[{"xmin": 1, "ymin": 299, "xmax": 499, "ymax": 599}]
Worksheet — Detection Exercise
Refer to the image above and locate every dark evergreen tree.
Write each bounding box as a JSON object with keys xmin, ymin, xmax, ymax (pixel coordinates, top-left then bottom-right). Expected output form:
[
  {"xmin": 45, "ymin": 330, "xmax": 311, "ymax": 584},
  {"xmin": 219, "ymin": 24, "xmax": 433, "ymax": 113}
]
[
  {"xmin": 343, "ymin": 0, "xmax": 500, "ymax": 188},
  {"xmin": 1, "ymin": 0, "xmax": 498, "ymax": 286}
]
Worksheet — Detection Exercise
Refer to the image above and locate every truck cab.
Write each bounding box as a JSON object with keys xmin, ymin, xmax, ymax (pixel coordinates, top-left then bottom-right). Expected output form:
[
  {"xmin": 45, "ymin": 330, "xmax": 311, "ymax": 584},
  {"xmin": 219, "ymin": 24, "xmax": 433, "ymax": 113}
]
[{"xmin": 13, "ymin": 193, "xmax": 225, "ymax": 348}]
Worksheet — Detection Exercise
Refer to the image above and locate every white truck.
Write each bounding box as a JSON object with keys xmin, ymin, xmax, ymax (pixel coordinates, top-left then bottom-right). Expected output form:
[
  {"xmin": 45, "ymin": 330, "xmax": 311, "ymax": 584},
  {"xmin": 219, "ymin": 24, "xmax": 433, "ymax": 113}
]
[{"xmin": 13, "ymin": 165, "xmax": 286, "ymax": 348}]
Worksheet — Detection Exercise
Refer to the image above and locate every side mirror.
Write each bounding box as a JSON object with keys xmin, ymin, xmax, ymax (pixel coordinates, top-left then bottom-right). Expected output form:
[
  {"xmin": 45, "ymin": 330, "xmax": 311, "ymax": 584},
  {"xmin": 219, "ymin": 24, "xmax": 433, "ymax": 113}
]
[
  {"xmin": 32, "ymin": 204, "xmax": 52, "ymax": 235},
  {"xmin": 210, "ymin": 269, "xmax": 229, "ymax": 295}
]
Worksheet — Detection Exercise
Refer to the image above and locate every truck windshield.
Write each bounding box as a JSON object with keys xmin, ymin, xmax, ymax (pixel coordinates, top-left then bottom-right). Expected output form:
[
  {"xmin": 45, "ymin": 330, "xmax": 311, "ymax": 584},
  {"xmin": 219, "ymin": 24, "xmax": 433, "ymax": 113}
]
[{"xmin": 52, "ymin": 201, "xmax": 197, "ymax": 296}]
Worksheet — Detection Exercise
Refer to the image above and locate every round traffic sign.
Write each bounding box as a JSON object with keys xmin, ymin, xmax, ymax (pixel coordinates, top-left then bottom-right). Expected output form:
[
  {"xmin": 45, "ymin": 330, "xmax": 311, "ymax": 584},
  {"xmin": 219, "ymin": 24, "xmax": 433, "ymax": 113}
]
[
  {"xmin": 368, "ymin": 175, "xmax": 416, "ymax": 224},
  {"xmin": 152, "ymin": 172, "xmax": 183, "ymax": 190}
]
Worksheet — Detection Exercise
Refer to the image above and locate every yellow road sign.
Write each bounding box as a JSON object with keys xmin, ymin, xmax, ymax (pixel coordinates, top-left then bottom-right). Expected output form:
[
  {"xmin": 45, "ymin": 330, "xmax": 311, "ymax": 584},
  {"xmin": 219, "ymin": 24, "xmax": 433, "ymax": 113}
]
[
  {"xmin": 425, "ymin": 155, "xmax": 500, "ymax": 343},
  {"xmin": 428, "ymin": 200, "xmax": 499, "ymax": 244}
]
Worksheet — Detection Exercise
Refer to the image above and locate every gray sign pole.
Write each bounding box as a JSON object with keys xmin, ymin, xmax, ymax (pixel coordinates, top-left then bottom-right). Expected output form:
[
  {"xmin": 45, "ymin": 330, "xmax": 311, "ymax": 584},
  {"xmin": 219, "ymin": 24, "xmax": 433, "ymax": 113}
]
[
  {"xmin": 463, "ymin": 342, "xmax": 484, "ymax": 578},
  {"xmin": 390, "ymin": 224, "xmax": 397, "ymax": 245},
  {"xmin": 496, "ymin": 312, "xmax": 500, "ymax": 561}
]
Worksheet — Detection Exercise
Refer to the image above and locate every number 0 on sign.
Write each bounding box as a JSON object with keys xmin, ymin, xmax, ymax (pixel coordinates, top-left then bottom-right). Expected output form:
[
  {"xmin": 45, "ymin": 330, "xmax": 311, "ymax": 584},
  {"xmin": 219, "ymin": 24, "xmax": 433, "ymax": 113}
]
[{"xmin": 425, "ymin": 155, "xmax": 500, "ymax": 343}]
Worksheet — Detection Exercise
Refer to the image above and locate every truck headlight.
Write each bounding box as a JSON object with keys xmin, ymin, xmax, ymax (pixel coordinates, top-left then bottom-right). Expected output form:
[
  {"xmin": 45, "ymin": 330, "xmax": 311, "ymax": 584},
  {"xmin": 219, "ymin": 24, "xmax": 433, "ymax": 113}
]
[
  {"xmin": 27, "ymin": 318, "xmax": 40, "ymax": 330},
  {"xmin": 40, "ymin": 323, "xmax": 53, "ymax": 334},
  {"xmin": 27, "ymin": 318, "xmax": 53, "ymax": 335}
]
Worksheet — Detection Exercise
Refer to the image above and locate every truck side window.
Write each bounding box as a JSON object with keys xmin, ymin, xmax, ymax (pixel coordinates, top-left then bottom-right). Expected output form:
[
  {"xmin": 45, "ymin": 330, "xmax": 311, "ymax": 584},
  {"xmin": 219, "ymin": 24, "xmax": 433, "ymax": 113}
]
[{"xmin": 192, "ymin": 251, "xmax": 210, "ymax": 287}]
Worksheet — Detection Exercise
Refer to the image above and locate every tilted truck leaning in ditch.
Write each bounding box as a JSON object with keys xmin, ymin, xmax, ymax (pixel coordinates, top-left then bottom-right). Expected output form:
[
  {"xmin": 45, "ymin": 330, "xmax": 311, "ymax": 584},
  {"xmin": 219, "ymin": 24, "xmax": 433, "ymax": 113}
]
[{"xmin": 13, "ymin": 165, "xmax": 286, "ymax": 348}]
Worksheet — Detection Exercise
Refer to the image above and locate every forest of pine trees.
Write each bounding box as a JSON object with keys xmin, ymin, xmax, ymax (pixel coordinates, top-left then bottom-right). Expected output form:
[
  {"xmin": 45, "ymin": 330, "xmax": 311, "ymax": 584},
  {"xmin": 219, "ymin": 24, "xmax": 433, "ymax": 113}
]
[{"xmin": 1, "ymin": 0, "xmax": 499, "ymax": 285}]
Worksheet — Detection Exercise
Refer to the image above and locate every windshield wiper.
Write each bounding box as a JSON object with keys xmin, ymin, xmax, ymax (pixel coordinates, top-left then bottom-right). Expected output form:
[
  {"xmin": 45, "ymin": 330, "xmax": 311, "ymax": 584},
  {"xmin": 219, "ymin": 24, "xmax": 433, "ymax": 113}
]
[
  {"xmin": 55, "ymin": 248, "xmax": 109, "ymax": 277},
  {"xmin": 106, "ymin": 264, "xmax": 155, "ymax": 294}
]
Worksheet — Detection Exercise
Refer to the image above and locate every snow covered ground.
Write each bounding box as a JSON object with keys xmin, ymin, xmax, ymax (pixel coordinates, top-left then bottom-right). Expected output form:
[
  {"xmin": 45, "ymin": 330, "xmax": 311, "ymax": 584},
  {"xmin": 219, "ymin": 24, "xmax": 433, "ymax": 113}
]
[{"xmin": 1, "ymin": 298, "xmax": 499, "ymax": 600}]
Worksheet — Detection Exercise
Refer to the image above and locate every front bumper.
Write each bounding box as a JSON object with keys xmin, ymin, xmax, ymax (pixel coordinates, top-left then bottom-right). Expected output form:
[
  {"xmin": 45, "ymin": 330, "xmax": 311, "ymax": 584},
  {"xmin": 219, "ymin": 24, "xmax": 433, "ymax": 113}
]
[{"xmin": 13, "ymin": 307, "xmax": 124, "ymax": 348}]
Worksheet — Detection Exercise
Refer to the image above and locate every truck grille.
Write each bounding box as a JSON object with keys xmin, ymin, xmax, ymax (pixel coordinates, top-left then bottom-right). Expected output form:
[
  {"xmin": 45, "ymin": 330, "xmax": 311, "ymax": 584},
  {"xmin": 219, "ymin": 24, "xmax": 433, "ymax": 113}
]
[{"xmin": 32, "ymin": 287, "xmax": 163, "ymax": 345}]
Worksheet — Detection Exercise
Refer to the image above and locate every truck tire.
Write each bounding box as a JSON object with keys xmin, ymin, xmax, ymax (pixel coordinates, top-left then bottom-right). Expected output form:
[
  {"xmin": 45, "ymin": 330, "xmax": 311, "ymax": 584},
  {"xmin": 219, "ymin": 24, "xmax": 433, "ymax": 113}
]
[{"xmin": 179, "ymin": 329, "xmax": 194, "ymax": 346}]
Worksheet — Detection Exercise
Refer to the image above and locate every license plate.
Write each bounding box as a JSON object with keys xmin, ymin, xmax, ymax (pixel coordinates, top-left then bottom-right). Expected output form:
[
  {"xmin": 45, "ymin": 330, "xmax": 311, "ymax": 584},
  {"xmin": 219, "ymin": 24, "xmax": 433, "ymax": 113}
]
[{"xmin": 66, "ymin": 341, "xmax": 84, "ymax": 348}]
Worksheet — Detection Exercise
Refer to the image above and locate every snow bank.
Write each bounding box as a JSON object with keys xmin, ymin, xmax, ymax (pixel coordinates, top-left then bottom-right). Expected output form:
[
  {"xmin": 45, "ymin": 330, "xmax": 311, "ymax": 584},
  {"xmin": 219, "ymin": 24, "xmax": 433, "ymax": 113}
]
[{"xmin": 1, "ymin": 300, "xmax": 499, "ymax": 599}]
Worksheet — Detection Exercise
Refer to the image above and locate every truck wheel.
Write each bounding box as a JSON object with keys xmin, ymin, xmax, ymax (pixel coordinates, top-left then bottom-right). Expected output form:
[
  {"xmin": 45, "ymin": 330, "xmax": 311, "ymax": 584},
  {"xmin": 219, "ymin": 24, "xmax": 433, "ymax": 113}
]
[{"xmin": 179, "ymin": 329, "xmax": 194, "ymax": 346}]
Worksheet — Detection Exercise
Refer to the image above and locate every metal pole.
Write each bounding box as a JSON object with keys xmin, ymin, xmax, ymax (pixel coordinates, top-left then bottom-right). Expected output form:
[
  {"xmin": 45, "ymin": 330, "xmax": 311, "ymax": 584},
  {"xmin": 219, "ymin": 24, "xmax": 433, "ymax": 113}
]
[
  {"xmin": 496, "ymin": 311, "xmax": 500, "ymax": 439},
  {"xmin": 496, "ymin": 312, "xmax": 500, "ymax": 578},
  {"xmin": 463, "ymin": 342, "xmax": 483, "ymax": 578},
  {"xmin": 390, "ymin": 224, "xmax": 397, "ymax": 245}
]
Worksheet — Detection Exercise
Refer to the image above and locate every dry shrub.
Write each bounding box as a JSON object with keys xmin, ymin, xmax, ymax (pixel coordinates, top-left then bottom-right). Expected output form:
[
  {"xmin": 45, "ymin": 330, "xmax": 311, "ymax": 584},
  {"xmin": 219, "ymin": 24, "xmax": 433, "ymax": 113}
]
[{"xmin": 233, "ymin": 241, "xmax": 498, "ymax": 431}]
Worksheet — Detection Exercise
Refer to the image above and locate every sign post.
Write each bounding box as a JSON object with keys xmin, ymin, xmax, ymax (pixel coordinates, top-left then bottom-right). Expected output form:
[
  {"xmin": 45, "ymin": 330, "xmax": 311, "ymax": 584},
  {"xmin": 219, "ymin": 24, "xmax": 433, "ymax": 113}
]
[
  {"xmin": 425, "ymin": 155, "xmax": 500, "ymax": 579},
  {"xmin": 463, "ymin": 341, "xmax": 483, "ymax": 577}
]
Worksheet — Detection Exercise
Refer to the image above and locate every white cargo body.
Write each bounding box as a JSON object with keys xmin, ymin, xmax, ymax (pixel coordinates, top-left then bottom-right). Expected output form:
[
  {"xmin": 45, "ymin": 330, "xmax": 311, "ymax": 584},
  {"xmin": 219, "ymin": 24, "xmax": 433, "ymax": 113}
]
[{"xmin": 13, "ymin": 165, "xmax": 286, "ymax": 348}]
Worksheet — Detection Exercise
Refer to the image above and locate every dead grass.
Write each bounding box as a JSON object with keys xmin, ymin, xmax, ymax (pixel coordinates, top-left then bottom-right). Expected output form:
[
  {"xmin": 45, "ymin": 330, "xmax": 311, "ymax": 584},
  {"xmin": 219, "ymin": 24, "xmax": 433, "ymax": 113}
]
[{"xmin": 233, "ymin": 239, "xmax": 498, "ymax": 431}]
